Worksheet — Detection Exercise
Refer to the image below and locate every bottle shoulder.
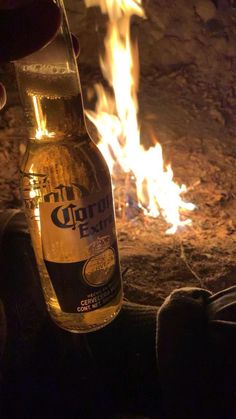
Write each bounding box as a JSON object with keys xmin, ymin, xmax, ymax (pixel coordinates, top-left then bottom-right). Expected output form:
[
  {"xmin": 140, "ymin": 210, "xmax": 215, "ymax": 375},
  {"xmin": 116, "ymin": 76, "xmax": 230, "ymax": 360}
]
[{"xmin": 21, "ymin": 136, "xmax": 111, "ymax": 197}]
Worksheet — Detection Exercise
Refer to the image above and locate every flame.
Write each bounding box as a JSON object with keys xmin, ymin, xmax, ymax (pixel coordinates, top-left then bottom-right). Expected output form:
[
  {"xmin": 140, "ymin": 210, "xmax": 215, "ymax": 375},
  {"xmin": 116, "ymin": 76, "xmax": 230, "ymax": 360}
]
[
  {"xmin": 85, "ymin": 0, "xmax": 195, "ymax": 234},
  {"xmin": 85, "ymin": 0, "xmax": 144, "ymax": 19},
  {"xmin": 32, "ymin": 95, "xmax": 55, "ymax": 140}
]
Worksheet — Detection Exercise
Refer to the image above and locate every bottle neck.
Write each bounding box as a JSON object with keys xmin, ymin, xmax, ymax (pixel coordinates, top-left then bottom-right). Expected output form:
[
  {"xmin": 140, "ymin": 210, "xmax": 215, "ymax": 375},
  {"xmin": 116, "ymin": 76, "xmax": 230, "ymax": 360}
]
[
  {"xmin": 15, "ymin": 0, "xmax": 87, "ymax": 142},
  {"xmin": 15, "ymin": 63, "xmax": 87, "ymax": 142}
]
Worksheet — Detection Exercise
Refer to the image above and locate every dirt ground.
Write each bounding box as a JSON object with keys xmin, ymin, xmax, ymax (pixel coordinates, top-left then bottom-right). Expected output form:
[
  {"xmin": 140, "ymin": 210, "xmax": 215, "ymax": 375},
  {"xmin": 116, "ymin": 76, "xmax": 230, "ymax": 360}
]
[
  {"xmin": 1, "ymin": 0, "xmax": 236, "ymax": 310},
  {"xmin": 117, "ymin": 65, "xmax": 236, "ymax": 307},
  {"xmin": 1, "ymin": 63, "xmax": 236, "ymax": 309}
]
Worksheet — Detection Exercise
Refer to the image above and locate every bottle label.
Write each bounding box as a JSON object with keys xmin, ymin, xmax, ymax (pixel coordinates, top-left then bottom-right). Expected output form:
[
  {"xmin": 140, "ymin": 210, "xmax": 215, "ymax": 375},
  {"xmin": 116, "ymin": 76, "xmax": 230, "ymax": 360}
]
[
  {"xmin": 39, "ymin": 189, "xmax": 121, "ymax": 313},
  {"xmin": 39, "ymin": 190, "xmax": 116, "ymax": 263},
  {"xmin": 44, "ymin": 246, "xmax": 120, "ymax": 313}
]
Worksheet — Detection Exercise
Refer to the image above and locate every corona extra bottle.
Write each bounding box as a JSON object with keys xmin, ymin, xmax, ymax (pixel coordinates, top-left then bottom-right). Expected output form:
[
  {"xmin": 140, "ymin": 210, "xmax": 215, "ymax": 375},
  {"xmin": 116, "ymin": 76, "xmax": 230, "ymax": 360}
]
[{"xmin": 15, "ymin": 0, "xmax": 123, "ymax": 332}]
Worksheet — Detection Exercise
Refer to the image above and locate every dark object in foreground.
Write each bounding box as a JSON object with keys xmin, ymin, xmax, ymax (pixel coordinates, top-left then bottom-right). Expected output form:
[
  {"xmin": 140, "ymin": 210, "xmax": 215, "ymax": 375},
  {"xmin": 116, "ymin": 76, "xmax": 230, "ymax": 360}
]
[
  {"xmin": 157, "ymin": 286, "xmax": 236, "ymax": 419},
  {"xmin": 0, "ymin": 2, "xmax": 61, "ymax": 63},
  {"xmin": 2, "ymin": 210, "xmax": 236, "ymax": 418},
  {"xmin": 0, "ymin": 210, "xmax": 159, "ymax": 418}
]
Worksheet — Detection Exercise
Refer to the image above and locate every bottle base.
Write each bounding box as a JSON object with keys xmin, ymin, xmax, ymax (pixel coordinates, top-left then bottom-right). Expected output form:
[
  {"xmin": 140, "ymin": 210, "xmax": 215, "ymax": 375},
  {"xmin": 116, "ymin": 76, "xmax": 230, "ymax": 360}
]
[{"xmin": 48, "ymin": 295, "xmax": 123, "ymax": 333}]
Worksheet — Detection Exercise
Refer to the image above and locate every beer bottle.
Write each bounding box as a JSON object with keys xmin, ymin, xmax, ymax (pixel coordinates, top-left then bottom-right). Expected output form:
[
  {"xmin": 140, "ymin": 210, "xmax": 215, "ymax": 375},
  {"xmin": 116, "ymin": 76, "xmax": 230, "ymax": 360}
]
[{"xmin": 14, "ymin": 0, "xmax": 123, "ymax": 332}]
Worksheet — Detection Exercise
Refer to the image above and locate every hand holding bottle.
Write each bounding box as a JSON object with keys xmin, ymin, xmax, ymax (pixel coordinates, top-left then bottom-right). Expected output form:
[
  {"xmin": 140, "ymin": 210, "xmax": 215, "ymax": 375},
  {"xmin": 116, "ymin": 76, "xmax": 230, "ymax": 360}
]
[{"xmin": 0, "ymin": 0, "xmax": 79, "ymax": 109}]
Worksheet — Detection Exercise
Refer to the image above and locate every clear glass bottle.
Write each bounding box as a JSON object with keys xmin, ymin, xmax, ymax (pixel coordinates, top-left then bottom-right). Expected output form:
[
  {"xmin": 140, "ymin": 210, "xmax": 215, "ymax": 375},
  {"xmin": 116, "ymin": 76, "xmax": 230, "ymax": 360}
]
[{"xmin": 15, "ymin": 0, "xmax": 123, "ymax": 333}]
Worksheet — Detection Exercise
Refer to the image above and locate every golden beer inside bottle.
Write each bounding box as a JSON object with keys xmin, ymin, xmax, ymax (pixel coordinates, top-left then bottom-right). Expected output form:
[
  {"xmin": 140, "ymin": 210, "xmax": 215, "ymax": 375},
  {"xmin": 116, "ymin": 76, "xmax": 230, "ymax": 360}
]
[
  {"xmin": 16, "ymin": 64, "xmax": 86, "ymax": 141},
  {"xmin": 16, "ymin": 49, "xmax": 123, "ymax": 332}
]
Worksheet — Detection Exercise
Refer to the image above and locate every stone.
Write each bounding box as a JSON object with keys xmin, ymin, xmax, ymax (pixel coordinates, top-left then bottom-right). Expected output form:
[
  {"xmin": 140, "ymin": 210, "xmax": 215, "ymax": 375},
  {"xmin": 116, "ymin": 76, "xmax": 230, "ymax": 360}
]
[
  {"xmin": 209, "ymin": 108, "xmax": 225, "ymax": 125},
  {"xmin": 195, "ymin": 0, "xmax": 217, "ymax": 22}
]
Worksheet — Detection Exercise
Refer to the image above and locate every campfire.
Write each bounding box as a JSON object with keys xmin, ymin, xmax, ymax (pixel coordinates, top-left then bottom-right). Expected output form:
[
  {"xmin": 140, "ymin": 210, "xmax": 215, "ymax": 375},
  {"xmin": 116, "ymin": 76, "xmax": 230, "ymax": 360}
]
[
  {"xmin": 85, "ymin": 0, "xmax": 195, "ymax": 234},
  {"xmin": 80, "ymin": 0, "xmax": 236, "ymax": 306},
  {"xmin": 1, "ymin": 0, "xmax": 236, "ymax": 309}
]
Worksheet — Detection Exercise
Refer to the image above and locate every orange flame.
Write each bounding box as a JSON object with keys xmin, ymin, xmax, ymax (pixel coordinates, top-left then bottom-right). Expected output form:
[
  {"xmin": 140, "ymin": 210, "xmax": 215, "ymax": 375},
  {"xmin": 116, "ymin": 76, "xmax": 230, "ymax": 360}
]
[{"xmin": 85, "ymin": 0, "xmax": 195, "ymax": 234}]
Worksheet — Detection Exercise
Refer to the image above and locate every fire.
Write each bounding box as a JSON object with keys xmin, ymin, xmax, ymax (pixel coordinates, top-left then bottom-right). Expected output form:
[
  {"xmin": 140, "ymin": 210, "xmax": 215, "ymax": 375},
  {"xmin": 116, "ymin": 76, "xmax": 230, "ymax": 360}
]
[
  {"xmin": 85, "ymin": 0, "xmax": 195, "ymax": 234},
  {"xmin": 32, "ymin": 95, "xmax": 55, "ymax": 140}
]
